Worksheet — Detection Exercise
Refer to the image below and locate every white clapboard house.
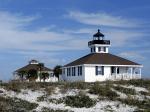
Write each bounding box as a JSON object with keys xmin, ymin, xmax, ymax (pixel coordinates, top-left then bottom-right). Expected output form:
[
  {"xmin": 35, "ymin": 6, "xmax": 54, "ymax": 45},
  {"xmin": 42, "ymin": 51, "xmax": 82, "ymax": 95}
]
[{"xmin": 61, "ymin": 29, "xmax": 143, "ymax": 82}]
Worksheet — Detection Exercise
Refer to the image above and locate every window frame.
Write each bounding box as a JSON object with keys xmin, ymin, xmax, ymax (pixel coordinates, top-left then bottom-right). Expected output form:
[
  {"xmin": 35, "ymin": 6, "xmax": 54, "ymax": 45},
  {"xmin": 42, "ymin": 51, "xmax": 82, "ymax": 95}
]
[
  {"xmin": 67, "ymin": 68, "xmax": 71, "ymax": 76},
  {"xmin": 93, "ymin": 47, "xmax": 95, "ymax": 52},
  {"xmin": 78, "ymin": 66, "xmax": 82, "ymax": 76},
  {"xmin": 72, "ymin": 67, "xmax": 76, "ymax": 76},
  {"xmin": 96, "ymin": 66, "xmax": 104, "ymax": 75},
  {"xmin": 104, "ymin": 47, "xmax": 106, "ymax": 52},
  {"xmin": 98, "ymin": 47, "xmax": 101, "ymax": 52}
]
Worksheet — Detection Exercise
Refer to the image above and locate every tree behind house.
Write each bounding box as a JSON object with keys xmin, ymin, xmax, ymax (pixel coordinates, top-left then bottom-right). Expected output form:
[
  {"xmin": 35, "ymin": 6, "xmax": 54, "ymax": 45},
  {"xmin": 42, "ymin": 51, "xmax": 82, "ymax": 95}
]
[
  {"xmin": 40, "ymin": 72, "xmax": 49, "ymax": 82},
  {"xmin": 53, "ymin": 65, "xmax": 62, "ymax": 80},
  {"xmin": 27, "ymin": 69, "xmax": 38, "ymax": 81},
  {"xmin": 17, "ymin": 70, "xmax": 27, "ymax": 81}
]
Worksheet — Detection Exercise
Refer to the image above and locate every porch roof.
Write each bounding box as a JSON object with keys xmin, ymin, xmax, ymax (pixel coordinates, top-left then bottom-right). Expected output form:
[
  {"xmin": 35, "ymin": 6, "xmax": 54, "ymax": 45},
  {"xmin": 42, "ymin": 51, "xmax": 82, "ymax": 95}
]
[{"xmin": 64, "ymin": 53, "xmax": 141, "ymax": 67}]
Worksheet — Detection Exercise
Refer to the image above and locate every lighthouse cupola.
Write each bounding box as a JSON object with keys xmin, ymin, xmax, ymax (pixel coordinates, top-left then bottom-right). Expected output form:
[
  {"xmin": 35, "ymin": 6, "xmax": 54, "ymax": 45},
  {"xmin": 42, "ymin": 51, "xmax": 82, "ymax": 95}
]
[{"xmin": 88, "ymin": 29, "xmax": 110, "ymax": 53}]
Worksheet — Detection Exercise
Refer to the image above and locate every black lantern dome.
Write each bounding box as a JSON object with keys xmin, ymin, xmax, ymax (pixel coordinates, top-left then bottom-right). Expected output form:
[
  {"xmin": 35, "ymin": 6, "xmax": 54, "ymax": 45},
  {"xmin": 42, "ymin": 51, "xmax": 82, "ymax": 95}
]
[
  {"xmin": 88, "ymin": 29, "xmax": 110, "ymax": 46},
  {"xmin": 93, "ymin": 29, "xmax": 104, "ymax": 39}
]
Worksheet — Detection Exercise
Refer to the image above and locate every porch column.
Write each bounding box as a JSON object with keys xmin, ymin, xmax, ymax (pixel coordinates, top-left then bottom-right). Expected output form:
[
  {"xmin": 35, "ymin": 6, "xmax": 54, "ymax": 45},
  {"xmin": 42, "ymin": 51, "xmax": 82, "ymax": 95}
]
[
  {"xmin": 115, "ymin": 67, "xmax": 117, "ymax": 74},
  {"xmin": 49, "ymin": 72, "xmax": 51, "ymax": 80},
  {"xmin": 139, "ymin": 68, "xmax": 141, "ymax": 79},
  {"xmin": 130, "ymin": 67, "xmax": 133, "ymax": 79},
  {"xmin": 37, "ymin": 71, "xmax": 40, "ymax": 81},
  {"xmin": 115, "ymin": 67, "xmax": 118, "ymax": 79}
]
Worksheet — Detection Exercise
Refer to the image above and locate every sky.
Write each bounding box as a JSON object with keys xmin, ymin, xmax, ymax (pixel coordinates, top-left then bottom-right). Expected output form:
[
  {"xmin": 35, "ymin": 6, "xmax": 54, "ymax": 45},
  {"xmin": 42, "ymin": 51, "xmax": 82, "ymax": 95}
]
[{"xmin": 0, "ymin": 0, "xmax": 150, "ymax": 81}]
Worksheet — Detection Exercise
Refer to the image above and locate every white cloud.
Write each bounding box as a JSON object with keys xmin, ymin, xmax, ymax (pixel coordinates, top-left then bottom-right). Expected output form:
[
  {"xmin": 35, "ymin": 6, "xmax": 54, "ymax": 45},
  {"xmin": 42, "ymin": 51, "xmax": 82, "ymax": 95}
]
[
  {"xmin": 0, "ymin": 11, "xmax": 39, "ymax": 30},
  {"xmin": 0, "ymin": 11, "xmax": 88, "ymax": 52},
  {"xmin": 0, "ymin": 11, "xmax": 91, "ymax": 68},
  {"xmin": 63, "ymin": 28, "xmax": 96, "ymax": 34},
  {"xmin": 119, "ymin": 51, "xmax": 145, "ymax": 60},
  {"xmin": 68, "ymin": 11, "xmax": 139, "ymax": 27},
  {"xmin": 104, "ymin": 29, "xmax": 145, "ymax": 47},
  {"xmin": 62, "ymin": 28, "xmax": 146, "ymax": 47},
  {"xmin": 0, "ymin": 11, "xmax": 146, "ymax": 54},
  {"xmin": 20, "ymin": 51, "xmax": 66, "ymax": 67},
  {"xmin": 0, "ymin": 11, "xmax": 147, "ymax": 67}
]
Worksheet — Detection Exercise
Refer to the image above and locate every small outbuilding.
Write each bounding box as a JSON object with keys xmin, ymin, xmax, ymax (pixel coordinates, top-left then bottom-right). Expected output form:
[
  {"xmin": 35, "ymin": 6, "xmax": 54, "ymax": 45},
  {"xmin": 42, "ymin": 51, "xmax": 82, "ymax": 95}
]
[{"xmin": 14, "ymin": 60, "xmax": 58, "ymax": 82}]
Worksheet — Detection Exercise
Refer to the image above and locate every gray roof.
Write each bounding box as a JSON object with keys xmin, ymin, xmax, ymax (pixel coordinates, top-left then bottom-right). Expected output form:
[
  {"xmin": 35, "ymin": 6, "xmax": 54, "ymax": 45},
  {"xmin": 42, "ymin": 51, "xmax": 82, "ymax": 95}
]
[
  {"xmin": 64, "ymin": 53, "xmax": 141, "ymax": 67},
  {"xmin": 15, "ymin": 64, "xmax": 52, "ymax": 73}
]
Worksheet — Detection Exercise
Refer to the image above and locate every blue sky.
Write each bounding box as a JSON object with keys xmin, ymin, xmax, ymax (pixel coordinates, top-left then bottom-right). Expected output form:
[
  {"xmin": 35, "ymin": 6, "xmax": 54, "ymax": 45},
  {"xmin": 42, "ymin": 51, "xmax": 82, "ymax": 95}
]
[{"xmin": 0, "ymin": 0, "xmax": 150, "ymax": 81}]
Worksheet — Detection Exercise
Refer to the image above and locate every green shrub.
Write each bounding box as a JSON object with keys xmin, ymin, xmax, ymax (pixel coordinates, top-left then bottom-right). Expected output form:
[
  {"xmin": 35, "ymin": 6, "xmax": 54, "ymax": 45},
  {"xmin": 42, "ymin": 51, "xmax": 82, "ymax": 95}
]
[
  {"xmin": 63, "ymin": 82, "xmax": 89, "ymax": 90},
  {"xmin": 60, "ymin": 82, "xmax": 89, "ymax": 94},
  {"xmin": 64, "ymin": 95, "xmax": 96, "ymax": 108},
  {"xmin": 128, "ymin": 79, "xmax": 150, "ymax": 89},
  {"xmin": 48, "ymin": 98, "xmax": 64, "ymax": 104},
  {"xmin": 139, "ymin": 91, "xmax": 150, "ymax": 96},
  {"xmin": 1, "ymin": 82, "xmax": 39, "ymax": 92},
  {"xmin": 45, "ymin": 86, "xmax": 55, "ymax": 95},
  {"xmin": 1, "ymin": 82, "xmax": 58, "ymax": 94},
  {"xmin": 2, "ymin": 82, "xmax": 22, "ymax": 92},
  {"xmin": 113, "ymin": 86, "xmax": 136, "ymax": 95},
  {"xmin": 118, "ymin": 97, "xmax": 150, "ymax": 111},
  {"xmin": 0, "ymin": 90, "xmax": 3, "ymax": 93},
  {"xmin": 37, "ymin": 95, "xmax": 47, "ymax": 102},
  {"xmin": 114, "ymin": 79, "xmax": 150, "ymax": 89},
  {"xmin": 89, "ymin": 82, "xmax": 118, "ymax": 100},
  {"xmin": 37, "ymin": 95, "xmax": 64, "ymax": 104},
  {"xmin": 41, "ymin": 107, "xmax": 70, "ymax": 112},
  {"xmin": 0, "ymin": 96, "xmax": 38, "ymax": 111}
]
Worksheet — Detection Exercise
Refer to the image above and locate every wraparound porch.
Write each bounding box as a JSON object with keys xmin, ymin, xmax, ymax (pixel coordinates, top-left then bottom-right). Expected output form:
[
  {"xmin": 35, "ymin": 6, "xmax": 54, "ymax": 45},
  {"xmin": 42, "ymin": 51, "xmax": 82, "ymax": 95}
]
[{"xmin": 108, "ymin": 66, "xmax": 142, "ymax": 80}]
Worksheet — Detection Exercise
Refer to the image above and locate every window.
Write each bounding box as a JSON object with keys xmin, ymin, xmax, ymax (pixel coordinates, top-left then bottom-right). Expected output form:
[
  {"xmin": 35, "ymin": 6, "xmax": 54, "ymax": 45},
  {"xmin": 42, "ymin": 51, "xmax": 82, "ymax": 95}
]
[
  {"xmin": 72, "ymin": 67, "xmax": 76, "ymax": 76},
  {"xmin": 78, "ymin": 66, "xmax": 82, "ymax": 76},
  {"xmin": 67, "ymin": 68, "xmax": 71, "ymax": 76},
  {"xmin": 93, "ymin": 47, "xmax": 95, "ymax": 52},
  {"xmin": 104, "ymin": 47, "xmax": 106, "ymax": 52},
  {"xmin": 117, "ymin": 68, "xmax": 119, "ymax": 74},
  {"xmin": 91, "ymin": 48, "xmax": 92, "ymax": 52},
  {"xmin": 67, "ymin": 68, "xmax": 69, "ymax": 76},
  {"xmin": 98, "ymin": 47, "xmax": 106, "ymax": 52},
  {"xmin": 96, "ymin": 66, "xmax": 104, "ymax": 75},
  {"xmin": 63, "ymin": 68, "xmax": 65, "ymax": 74},
  {"xmin": 111, "ymin": 67, "xmax": 115, "ymax": 74},
  {"xmin": 102, "ymin": 47, "xmax": 104, "ymax": 52},
  {"xmin": 98, "ymin": 47, "xmax": 101, "ymax": 52}
]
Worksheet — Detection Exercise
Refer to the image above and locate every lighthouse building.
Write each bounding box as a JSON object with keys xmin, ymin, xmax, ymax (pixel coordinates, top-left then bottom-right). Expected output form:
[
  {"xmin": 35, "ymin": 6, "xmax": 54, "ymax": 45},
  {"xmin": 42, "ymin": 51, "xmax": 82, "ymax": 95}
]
[{"xmin": 61, "ymin": 29, "xmax": 142, "ymax": 82}]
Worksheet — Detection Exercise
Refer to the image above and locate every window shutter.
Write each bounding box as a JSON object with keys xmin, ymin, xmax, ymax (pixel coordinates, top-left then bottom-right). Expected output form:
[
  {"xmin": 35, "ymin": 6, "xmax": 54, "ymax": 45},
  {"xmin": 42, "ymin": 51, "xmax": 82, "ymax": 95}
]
[
  {"xmin": 102, "ymin": 66, "xmax": 104, "ymax": 75},
  {"xmin": 96, "ymin": 66, "xmax": 98, "ymax": 75}
]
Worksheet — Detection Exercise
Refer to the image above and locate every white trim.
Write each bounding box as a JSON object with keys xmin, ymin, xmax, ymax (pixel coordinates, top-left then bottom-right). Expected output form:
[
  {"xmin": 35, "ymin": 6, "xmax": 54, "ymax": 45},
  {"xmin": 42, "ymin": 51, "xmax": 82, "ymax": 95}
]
[
  {"xmin": 83, "ymin": 64, "xmax": 143, "ymax": 67},
  {"xmin": 63, "ymin": 64, "xmax": 143, "ymax": 69},
  {"xmin": 63, "ymin": 65, "xmax": 84, "ymax": 69},
  {"xmin": 130, "ymin": 67, "xmax": 133, "ymax": 78},
  {"xmin": 115, "ymin": 67, "xmax": 117, "ymax": 74}
]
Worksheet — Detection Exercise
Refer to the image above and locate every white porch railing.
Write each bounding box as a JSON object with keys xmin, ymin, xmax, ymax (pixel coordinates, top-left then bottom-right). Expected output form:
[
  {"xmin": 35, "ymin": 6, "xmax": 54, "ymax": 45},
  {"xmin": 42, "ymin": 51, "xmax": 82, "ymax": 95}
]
[{"xmin": 108, "ymin": 73, "xmax": 141, "ymax": 80}]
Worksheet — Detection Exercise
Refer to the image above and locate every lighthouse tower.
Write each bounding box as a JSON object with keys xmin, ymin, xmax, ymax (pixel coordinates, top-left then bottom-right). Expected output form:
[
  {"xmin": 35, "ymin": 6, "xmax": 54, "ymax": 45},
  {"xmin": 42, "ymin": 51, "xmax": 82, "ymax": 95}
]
[{"xmin": 88, "ymin": 29, "xmax": 110, "ymax": 53}]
